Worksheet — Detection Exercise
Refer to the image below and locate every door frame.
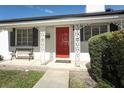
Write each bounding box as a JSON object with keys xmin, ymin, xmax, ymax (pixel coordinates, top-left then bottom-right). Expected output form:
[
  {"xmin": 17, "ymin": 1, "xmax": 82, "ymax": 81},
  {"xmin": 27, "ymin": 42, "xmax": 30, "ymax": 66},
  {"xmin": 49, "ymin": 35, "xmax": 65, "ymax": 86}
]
[{"xmin": 55, "ymin": 25, "xmax": 71, "ymax": 58}]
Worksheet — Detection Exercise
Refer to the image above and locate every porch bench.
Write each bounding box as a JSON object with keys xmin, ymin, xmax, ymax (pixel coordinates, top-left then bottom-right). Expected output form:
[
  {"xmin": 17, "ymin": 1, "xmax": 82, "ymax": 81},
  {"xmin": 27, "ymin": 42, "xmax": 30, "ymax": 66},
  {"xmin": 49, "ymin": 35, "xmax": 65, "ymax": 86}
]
[{"xmin": 15, "ymin": 48, "xmax": 33, "ymax": 60}]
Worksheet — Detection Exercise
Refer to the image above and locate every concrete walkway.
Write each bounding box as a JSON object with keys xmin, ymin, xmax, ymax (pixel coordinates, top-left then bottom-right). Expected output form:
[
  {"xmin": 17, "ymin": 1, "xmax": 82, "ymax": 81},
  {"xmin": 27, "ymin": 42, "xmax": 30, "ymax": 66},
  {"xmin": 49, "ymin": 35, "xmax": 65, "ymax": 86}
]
[{"xmin": 33, "ymin": 69, "xmax": 69, "ymax": 88}]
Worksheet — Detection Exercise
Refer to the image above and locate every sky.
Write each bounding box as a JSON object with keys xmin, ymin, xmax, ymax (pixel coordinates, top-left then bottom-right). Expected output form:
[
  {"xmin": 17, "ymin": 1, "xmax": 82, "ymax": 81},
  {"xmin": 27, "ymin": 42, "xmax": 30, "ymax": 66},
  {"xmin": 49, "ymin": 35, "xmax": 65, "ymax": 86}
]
[{"xmin": 0, "ymin": 5, "xmax": 124, "ymax": 20}]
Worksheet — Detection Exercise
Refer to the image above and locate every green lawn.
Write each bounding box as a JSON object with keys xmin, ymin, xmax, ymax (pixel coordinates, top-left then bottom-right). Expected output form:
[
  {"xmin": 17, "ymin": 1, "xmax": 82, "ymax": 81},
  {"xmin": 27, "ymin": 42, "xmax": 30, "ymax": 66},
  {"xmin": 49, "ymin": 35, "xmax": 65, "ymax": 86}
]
[
  {"xmin": 0, "ymin": 70, "xmax": 44, "ymax": 88},
  {"xmin": 69, "ymin": 71, "xmax": 96, "ymax": 88}
]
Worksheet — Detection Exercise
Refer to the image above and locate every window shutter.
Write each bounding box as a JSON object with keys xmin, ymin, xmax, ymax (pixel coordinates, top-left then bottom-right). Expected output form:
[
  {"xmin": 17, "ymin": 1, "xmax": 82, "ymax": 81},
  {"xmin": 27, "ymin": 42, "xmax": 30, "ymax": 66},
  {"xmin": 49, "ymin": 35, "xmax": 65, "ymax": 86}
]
[
  {"xmin": 10, "ymin": 28, "xmax": 15, "ymax": 46},
  {"xmin": 33, "ymin": 27, "xmax": 38, "ymax": 46}
]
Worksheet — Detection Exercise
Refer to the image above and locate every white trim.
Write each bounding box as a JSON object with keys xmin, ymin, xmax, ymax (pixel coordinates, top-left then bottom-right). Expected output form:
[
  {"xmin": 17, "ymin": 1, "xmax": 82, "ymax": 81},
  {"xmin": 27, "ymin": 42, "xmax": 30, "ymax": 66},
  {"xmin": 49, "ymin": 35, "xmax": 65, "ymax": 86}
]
[
  {"xmin": 90, "ymin": 25, "xmax": 93, "ymax": 37},
  {"xmin": 54, "ymin": 26, "xmax": 56, "ymax": 60},
  {"xmin": 69, "ymin": 25, "xmax": 71, "ymax": 58},
  {"xmin": 69, "ymin": 25, "xmax": 72, "ymax": 59},
  {"xmin": 98, "ymin": 24, "xmax": 100, "ymax": 34},
  {"xmin": 21, "ymin": 29, "xmax": 23, "ymax": 45},
  {"xmin": 15, "ymin": 29, "xmax": 17, "ymax": 46},
  {"xmin": 121, "ymin": 20, "xmax": 123, "ymax": 29},
  {"xmin": 83, "ymin": 25, "xmax": 85, "ymax": 41},
  {"xmin": 0, "ymin": 15, "xmax": 121, "ymax": 27}
]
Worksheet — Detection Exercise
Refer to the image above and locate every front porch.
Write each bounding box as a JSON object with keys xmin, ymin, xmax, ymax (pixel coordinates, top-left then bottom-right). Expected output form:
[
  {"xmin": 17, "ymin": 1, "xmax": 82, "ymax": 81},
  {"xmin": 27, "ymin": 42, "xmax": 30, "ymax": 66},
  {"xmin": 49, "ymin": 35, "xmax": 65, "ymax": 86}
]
[{"xmin": 0, "ymin": 59, "xmax": 85, "ymax": 71}]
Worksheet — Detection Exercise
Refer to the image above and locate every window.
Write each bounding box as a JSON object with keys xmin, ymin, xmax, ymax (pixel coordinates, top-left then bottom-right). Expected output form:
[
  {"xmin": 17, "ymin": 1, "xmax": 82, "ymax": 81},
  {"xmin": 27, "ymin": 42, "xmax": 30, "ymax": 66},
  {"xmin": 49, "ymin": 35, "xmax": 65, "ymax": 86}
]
[
  {"xmin": 92, "ymin": 25, "xmax": 99, "ymax": 36},
  {"xmin": 80, "ymin": 24, "xmax": 108, "ymax": 41},
  {"xmin": 84, "ymin": 26, "xmax": 91, "ymax": 41},
  {"xmin": 100, "ymin": 25, "xmax": 108, "ymax": 33},
  {"xmin": 16, "ymin": 28, "xmax": 33, "ymax": 46}
]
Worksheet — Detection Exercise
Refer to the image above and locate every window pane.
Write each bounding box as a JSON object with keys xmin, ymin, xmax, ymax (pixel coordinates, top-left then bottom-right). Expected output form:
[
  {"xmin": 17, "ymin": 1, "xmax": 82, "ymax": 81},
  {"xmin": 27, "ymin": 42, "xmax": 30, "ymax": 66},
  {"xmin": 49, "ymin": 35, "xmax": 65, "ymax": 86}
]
[
  {"xmin": 28, "ymin": 29, "xmax": 33, "ymax": 46},
  {"xmin": 17, "ymin": 30, "xmax": 21, "ymax": 37},
  {"xmin": 28, "ymin": 41, "xmax": 33, "ymax": 46},
  {"xmin": 92, "ymin": 25, "xmax": 99, "ymax": 36},
  {"xmin": 100, "ymin": 25, "xmax": 107, "ymax": 33},
  {"xmin": 85, "ymin": 26, "xmax": 91, "ymax": 41},
  {"xmin": 17, "ymin": 30, "xmax": 22, "ymax": 46},
  {"xmin": 22, "ymin": 30, "xmax": 27, "ymax": 37},
  {"xmin": 23, "ymin": 30, "xmax": 28, "ymax": 45},
  {"xmin": 22, "ymin": 42, "xmax": 27, "ymax": 45},
  {"xmin": 17, "ymin": 39, "xmax": 21, "ymax": 45}
]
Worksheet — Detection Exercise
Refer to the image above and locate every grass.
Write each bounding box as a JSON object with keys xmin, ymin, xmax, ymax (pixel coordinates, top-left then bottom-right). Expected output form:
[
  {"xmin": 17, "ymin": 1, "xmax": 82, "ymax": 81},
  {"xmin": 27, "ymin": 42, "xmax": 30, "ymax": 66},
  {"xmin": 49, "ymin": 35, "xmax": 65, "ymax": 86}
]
[
  {"xmin": 0, "ymin": 70, "xmax": 44, "ymax": 88},
  {"xmin": 69, "ymin": 71, "xmax": 96, "ymax": 88},
  {"xmin": 69, "ymin": 78, "xmax": 86, "ymax": 88},
  {"xmin": 69, "ymin": 71, "xmax": 85, "ymax": 88}
]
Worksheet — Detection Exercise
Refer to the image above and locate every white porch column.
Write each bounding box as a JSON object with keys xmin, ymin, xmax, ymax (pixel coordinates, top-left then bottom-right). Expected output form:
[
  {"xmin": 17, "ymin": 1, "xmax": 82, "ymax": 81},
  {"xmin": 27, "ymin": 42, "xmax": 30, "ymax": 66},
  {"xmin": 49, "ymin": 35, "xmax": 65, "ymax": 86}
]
[
  {"xmin": 107, "ymin": 24, "xmax": 110, "ymax": 32},
  {"xmin": 74, "ymin": 24, "xmax": 81, "ymax": 67},
  {"xmin": 120, "ymin": 20, "xmax": 123, "ymax": 30},
  {"xmin": 39, "ymin": 27, "xmax": 46, "ymax": 64}
]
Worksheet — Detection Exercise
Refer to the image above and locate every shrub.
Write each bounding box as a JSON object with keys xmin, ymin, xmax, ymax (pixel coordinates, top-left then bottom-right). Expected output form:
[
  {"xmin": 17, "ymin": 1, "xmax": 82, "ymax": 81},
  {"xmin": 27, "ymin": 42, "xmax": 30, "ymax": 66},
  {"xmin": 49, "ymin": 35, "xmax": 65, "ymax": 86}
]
[
  {"xmin": 0, "ymin": 55, "xmax": 3, "ymax": 61},
  {"xmin": 88, "ymin": 29, "xmax": 124, "ymax": 87},
  {"xmin": 95, "ymin": 80, "xmax": 114, "ymax": 88},
  {"xmin": 88, "ymin": 32, "xmax": 112, "ymax": 81}
]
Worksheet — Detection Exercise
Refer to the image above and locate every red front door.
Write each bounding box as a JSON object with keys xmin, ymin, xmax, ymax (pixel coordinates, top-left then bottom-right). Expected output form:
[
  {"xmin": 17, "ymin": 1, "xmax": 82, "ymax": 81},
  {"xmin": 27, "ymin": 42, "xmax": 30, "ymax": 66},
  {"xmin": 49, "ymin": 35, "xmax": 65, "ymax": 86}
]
[{"xmin": 56, "ymin": 27, "xmax": 69, "ymax": 58}]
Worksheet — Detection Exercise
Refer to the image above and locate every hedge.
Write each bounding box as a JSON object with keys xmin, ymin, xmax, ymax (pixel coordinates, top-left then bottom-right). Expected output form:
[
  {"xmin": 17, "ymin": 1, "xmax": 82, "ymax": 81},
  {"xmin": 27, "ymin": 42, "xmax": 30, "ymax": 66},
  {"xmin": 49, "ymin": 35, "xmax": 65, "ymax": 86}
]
[{"xmin": 88, "ymin": 30, "xmax": 124, "ymax": 87}]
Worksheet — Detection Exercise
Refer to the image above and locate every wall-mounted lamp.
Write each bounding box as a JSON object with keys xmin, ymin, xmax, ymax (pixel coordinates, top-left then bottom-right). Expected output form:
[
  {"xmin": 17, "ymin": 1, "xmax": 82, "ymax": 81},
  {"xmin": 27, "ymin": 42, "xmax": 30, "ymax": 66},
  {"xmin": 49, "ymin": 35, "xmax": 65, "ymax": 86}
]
[{"xmin": 45, "ymin": 33, "xmax": 50, "ymax": 39}]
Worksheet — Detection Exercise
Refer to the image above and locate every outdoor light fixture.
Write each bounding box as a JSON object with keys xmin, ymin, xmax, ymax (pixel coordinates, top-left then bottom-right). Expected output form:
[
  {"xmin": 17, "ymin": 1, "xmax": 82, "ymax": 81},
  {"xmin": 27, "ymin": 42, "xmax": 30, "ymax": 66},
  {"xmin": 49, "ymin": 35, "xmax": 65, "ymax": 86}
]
[{"xmin": 45, "ymin": 33, "xmax": 50, "ymax": 39}]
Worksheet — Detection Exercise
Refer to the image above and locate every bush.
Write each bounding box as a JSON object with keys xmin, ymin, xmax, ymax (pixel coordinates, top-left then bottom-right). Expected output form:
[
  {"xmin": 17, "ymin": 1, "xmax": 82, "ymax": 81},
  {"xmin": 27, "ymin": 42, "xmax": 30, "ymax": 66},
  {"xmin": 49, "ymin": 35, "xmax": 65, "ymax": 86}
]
[
  {"xmin": 0, "ymin": 55, "xmax": 3, "ymax": 61},
  {"xmin": 95, "ymin": 80, "xmax": 114, "ymax": 88},
  {"xmin": 88, "ymin": 29, "xmax": 124, "ymax": 87}
]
